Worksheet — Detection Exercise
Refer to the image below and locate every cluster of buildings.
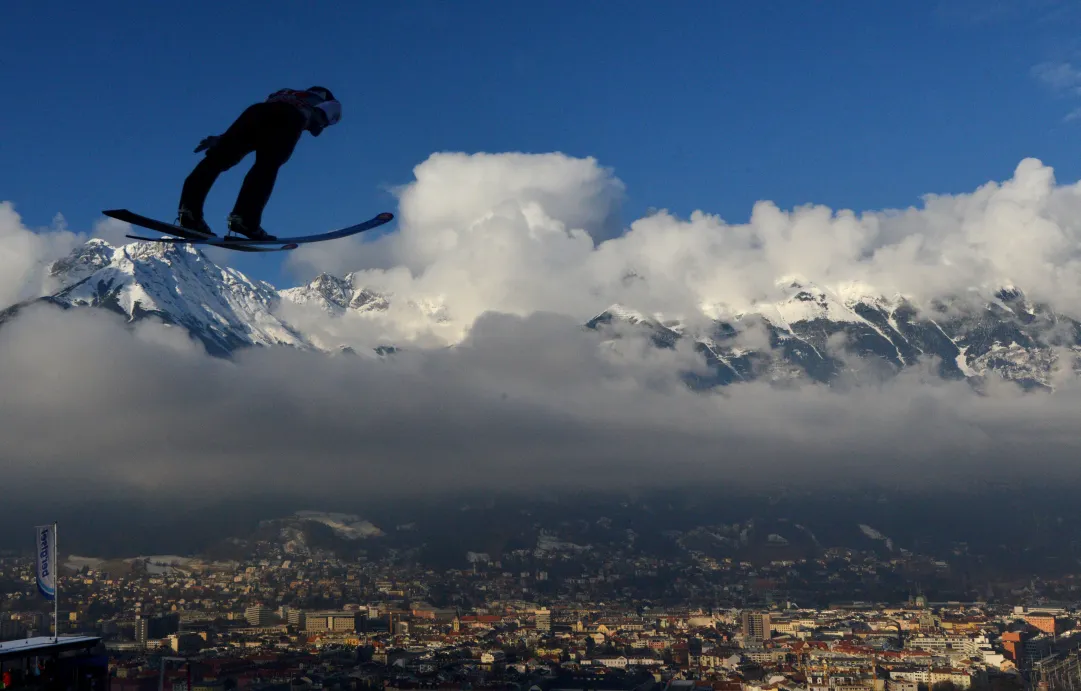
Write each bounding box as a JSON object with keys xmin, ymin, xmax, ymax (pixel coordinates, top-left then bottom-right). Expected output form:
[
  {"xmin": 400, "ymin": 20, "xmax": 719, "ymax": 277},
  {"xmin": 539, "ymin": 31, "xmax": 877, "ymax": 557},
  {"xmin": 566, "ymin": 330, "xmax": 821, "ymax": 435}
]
[
  {"xmin": 88, "ymin": 603, "xmax": 1081, "ymax": 690},
  {"xmin": 1, "ymin": 555, "xmax": 1079, "ymax": 690},
  {"xmin": 0, "ymin": 534, "xmax": 1079, "ymax": 690}
]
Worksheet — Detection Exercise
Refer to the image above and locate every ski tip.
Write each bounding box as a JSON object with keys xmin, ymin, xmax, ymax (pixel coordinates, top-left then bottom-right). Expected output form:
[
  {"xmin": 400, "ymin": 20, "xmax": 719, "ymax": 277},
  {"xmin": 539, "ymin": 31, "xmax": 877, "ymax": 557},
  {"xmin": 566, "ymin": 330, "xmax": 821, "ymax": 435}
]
[
  {"xmin": 282, "ymin": 243, "xmax": 299, "ymax": 250},
  {"xmin": 377, "ymin": 212, "xmax": 394, "ymax": 221}
]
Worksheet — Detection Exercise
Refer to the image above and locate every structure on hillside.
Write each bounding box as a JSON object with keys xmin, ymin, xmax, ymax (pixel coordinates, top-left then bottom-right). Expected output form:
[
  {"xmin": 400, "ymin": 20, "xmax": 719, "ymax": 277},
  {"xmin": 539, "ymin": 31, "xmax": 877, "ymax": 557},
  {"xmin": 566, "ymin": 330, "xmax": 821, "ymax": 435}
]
[{"xmin": 0, "ymin": 635, "xmax": 106, "ymax": 689}]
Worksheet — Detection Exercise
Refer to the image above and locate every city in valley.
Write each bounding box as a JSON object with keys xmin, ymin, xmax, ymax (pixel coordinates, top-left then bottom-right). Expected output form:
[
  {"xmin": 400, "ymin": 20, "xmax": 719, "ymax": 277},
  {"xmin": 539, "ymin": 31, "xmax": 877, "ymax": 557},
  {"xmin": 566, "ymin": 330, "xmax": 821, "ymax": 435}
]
[{"xmin": 1, "ymin": 506, "xmax": 1079, "ymax": 691}]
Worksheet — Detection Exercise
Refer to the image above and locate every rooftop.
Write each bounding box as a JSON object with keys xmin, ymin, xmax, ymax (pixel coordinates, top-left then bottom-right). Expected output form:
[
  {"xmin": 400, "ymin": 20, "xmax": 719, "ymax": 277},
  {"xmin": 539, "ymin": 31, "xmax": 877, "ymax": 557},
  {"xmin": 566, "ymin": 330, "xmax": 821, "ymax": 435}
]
[{"xmin": 0, "ymin": 635, "xmax": 102, "ymax": 661}]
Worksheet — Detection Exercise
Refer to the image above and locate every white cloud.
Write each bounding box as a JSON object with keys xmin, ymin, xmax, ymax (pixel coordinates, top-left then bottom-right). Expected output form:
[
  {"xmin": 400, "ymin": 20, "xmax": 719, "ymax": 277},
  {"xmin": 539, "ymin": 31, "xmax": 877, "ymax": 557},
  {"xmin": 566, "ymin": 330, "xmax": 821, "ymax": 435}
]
[
  {"xmin": 10, "ymin": 152, "xmax": 1081, "ymax": 341},
  {"xmin": 1031, "ymin": 60, "xmax": 1081, "ymax": 122},
  {"xmin": 5, "ymin": 151, "xmax": 1081, "ymax": 520},
  {"xmin": 2, "ymin": 301, "xmax": 1080, "ymax": 512},
  {"xmin": 280, "ymin": 153, "xmax": 1081, "ymax": 349},
  {"xmin": 289, "ymin": 151, "xmax": 622, "ymax": 277},
  {"xmin": 0, "ymin": 202, "xmax": 83, "ymax": 308},
  {"xmin": 1032, "ymin": 60, "xmax": 1081, "ymax": 95}
]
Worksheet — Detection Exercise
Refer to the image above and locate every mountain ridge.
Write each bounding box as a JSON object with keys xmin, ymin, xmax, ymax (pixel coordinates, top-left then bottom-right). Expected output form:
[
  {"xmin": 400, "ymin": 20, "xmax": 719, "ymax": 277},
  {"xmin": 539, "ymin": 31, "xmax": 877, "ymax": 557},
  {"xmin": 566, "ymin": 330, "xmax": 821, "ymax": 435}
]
[{"xmin": 4, "ymin": 238, "xmax": 1079, "ymax": 389}]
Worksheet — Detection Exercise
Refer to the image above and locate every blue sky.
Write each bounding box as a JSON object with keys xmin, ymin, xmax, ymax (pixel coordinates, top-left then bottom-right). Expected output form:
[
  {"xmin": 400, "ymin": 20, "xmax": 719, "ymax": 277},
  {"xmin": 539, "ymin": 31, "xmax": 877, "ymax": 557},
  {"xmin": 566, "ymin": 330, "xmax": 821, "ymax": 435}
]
[{"xmin": 3, "ymin": 0, "xmax": 1081, "ymax": 284}]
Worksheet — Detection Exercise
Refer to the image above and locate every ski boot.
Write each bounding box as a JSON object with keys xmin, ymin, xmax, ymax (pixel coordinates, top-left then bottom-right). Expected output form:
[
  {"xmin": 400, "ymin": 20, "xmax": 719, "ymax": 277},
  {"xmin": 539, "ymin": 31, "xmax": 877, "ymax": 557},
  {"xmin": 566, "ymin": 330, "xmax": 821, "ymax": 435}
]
[
  {"xmin": 227, "ymin": 214, "xmax": 278, "ymax": 241},
  {"xmin": 176, "ymin": 206, "xmax": 216, "ymax": 236}
]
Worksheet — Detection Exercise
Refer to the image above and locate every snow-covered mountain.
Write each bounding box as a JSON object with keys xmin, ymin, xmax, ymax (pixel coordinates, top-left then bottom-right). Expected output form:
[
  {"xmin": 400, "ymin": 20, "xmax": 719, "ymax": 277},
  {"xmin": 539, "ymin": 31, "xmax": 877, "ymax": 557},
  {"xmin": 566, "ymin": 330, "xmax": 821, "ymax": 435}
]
[
  {"xmin": 5, "ymin": 238, "xmax": 1081, "ymax": 389},
  {"xmin": 588, "ymin": 279, "xmax": 1081, "ymax": 391},
  {"xmin": 279, "ymin": 272, "xmax": 389, "ymax": 316},
  {"xmin": 4, "ymin": 239, "xmax": 310, "ymax": 357}
]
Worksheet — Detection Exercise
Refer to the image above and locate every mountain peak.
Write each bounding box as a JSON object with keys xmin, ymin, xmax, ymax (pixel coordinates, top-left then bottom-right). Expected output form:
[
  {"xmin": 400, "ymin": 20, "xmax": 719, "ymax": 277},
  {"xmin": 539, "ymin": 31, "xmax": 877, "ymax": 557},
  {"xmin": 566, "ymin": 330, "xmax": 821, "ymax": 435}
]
[
  {"xmin": 49, "ymin": 239, "xmax": 118, "ymax": 288},
  {"xmin": 279, "ymin": 272, "xmax": 389, "ymax": 315},
  {"xmin": 594, "ymin": 303, "xmax": 649, "ymax": 324},
  {"xmin": 310, "ymin": 273, "xmax": 354, "ymax": 307}
]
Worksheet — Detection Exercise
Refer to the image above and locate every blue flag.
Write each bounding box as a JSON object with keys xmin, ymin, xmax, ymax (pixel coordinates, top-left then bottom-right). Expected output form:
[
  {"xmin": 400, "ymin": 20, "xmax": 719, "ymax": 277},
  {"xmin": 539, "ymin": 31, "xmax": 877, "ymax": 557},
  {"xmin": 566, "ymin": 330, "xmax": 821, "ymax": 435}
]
[{"xmin": 35, "ymin": 524, "xmax": 56, "ymax": 601}]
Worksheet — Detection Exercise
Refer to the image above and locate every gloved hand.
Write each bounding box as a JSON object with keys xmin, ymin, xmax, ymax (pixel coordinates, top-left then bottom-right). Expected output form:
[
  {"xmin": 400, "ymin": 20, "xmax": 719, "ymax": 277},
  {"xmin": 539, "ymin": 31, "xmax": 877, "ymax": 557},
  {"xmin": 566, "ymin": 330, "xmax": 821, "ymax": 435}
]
[{"xmin": 194, "ymin": 135, "xmax": 221, "ymax": 153}]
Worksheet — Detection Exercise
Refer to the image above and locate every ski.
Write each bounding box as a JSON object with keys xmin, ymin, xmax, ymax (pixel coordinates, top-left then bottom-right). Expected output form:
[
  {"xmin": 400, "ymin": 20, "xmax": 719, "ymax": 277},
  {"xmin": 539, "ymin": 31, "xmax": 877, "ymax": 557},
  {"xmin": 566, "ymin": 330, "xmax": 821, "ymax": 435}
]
[{"xmin": 104, "ymin": 209, "xmax": 394, "ymax": 251}]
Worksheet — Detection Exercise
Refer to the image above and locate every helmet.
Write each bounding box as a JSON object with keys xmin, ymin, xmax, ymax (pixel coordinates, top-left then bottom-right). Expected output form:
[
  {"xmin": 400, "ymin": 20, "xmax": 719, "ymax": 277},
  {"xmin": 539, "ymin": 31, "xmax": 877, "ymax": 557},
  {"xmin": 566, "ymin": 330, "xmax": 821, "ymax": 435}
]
[
  {"xmin": 306, "ymin": 86, "xmax": 340, "ymax": 126},
  {"xmin": 307, "ymin": 86, "xmax": 336, "ymax": 102}
]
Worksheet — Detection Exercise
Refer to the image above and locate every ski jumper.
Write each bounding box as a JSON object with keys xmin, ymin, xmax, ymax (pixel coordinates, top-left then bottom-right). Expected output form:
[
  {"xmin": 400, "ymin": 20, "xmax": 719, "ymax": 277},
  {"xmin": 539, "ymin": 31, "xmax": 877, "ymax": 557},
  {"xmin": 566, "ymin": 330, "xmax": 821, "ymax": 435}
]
[{"xmin": 179, "ymin": 87, "xmax": 341, "ymax": 232}]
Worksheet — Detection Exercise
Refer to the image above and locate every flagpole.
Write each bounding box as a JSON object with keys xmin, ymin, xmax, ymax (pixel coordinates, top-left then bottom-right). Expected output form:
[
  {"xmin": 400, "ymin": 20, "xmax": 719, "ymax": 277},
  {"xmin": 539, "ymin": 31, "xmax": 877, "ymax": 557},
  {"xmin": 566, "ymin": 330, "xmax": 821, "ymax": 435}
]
[{"xmin": 53, "ymin": 521, "xmax": 58, "ymax": 643}]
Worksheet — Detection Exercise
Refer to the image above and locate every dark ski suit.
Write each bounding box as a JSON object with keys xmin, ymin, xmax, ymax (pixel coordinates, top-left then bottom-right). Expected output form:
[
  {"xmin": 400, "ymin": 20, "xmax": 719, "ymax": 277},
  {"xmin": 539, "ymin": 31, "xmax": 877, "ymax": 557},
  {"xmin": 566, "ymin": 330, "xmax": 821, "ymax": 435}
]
[{"xmin": 179, "ymin": 89, "xmax": 338, "ymax": 229}]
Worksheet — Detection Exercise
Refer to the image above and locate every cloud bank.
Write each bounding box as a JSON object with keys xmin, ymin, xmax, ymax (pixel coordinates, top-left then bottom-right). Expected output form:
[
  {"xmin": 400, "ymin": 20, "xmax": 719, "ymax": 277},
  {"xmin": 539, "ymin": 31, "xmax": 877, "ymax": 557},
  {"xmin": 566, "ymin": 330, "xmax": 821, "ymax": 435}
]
[
  {"xmin": 3, "ymin": 301, "xmax": 1080, "ymax": 505},
  {"xmin": 286, "ymin": 154, "xmax": 1081, "ymax": 347},
  {"xmin": 4, "ymin": 152, "xmax": 1081, "ymax": 524}
]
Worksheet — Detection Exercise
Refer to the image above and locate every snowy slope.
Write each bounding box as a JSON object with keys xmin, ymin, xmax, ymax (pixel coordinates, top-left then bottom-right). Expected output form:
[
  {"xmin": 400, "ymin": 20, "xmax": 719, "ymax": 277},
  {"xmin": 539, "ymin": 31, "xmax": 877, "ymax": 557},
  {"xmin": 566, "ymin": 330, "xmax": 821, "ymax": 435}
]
[
  {"xmin": 754, "ymin": 280, "xmax": 869, "ymax": 329},
  {"xmin": 293, "ymin": 511, "xmax": 384, "ymax": 539},
  {"xmin": 252, "ymin": 512, "xmax": 384, "ymax": 556}
]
